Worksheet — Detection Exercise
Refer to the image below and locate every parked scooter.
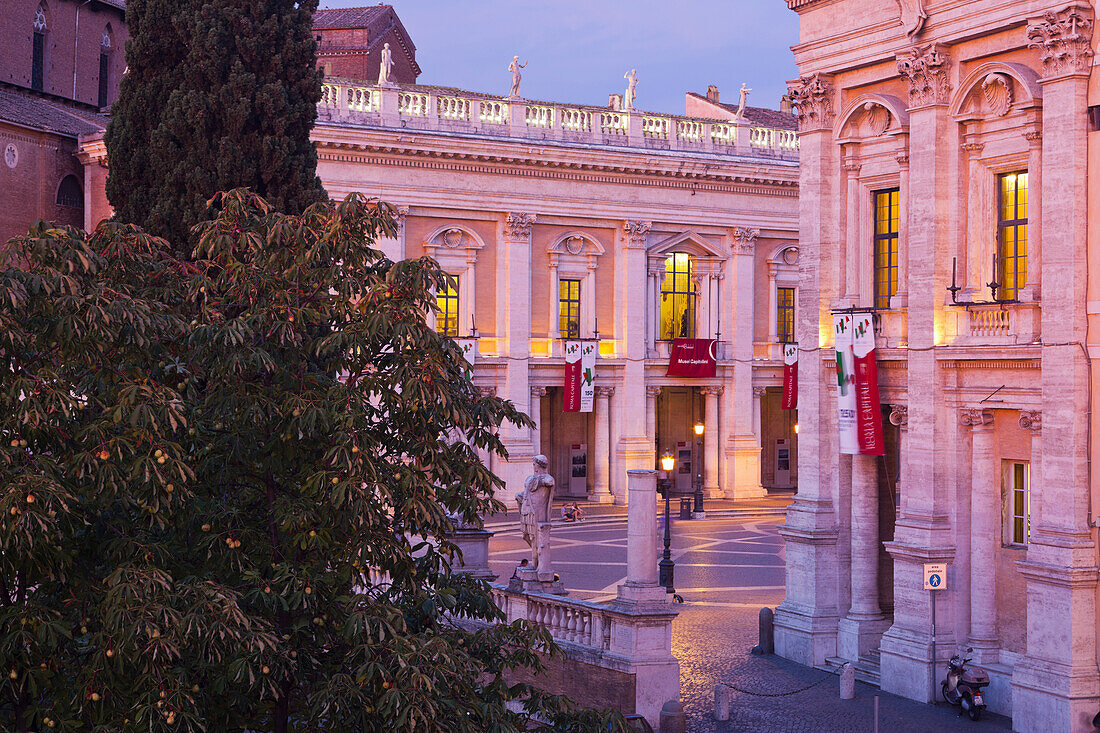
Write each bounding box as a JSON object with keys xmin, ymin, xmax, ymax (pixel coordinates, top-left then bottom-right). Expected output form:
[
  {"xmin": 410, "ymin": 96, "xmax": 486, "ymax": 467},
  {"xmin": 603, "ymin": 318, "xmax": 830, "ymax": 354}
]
[{"xmin": 942, "ymin": 647, "xmax": 991, "ymax": 721}]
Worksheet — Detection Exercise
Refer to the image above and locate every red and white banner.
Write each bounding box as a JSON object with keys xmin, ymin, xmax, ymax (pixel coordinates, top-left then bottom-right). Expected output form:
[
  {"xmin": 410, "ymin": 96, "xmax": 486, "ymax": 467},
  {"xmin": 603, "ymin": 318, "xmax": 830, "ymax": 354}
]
[
  {"xmin": 834, "ymin": 314, "xmax": 859, "ymax": 455},
  {"xmin": 456, "ymin": 338, "xmax": 477, "ymax": 367},
  {"xmin": 781, "ymin": 343, "xmax": 798, "ymax": 410},
  {"xmin": 852, "ymin": 314, "xmax": 885, "ymax": 455},
  {"xmin": 564, "ymin": 340, "xmax": 596, "ymax": 413},
  {"xmin": 667, "ymin": 338, "xmax": 717, "ymax": 378}
]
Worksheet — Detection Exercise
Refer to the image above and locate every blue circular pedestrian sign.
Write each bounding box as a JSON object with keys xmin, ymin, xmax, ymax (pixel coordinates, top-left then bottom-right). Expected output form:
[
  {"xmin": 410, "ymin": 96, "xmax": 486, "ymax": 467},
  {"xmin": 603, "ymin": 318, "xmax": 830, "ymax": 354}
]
[{"xmin": 928, "ymin": 574, "xmax": 941, "ymax": 588}]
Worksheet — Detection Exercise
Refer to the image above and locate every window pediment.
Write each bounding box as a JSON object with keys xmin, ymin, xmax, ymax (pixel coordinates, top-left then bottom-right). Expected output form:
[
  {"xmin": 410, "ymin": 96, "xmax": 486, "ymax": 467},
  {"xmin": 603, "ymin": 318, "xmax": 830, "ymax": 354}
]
[{"xmin": 648, "ymin": 230, "xmax": 727, "ymax": 260}]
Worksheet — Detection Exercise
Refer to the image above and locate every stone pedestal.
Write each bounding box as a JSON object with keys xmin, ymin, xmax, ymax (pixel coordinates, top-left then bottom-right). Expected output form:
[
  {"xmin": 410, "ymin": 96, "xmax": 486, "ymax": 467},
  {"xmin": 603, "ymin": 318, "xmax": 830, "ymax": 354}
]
[
  {"xmin": 507, "ymin": 568, "xmax": 566, "ymax": 596},
  {"xmin": 451, "ymin": 527, "xmax": 497, "ymax": 582}
]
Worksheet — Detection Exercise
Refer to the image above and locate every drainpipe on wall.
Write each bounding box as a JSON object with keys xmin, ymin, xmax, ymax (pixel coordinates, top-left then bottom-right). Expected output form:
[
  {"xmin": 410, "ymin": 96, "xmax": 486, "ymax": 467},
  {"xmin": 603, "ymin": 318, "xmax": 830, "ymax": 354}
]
[{"xmin": 73, "ymin": 0, "xmax": 92, "ymax": 101}]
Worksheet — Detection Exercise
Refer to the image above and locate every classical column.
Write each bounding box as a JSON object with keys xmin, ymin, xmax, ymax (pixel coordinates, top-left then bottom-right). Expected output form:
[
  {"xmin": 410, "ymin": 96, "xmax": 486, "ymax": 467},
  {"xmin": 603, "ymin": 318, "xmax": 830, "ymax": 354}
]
[
  {"xmin": 1013, "ymin": 11, "xmax": 1100, "ymax": 728},
  {"xmin": 376, "ymin": 205, "xmax": 408, "ymax": 262},
  {"xmin": 961, "ymin": 138, "xmax": 986, "ymax": 299},
  {"xmin": 960, "ymin": 408, "xmax": 998, "ymax": 654},
  {"xmin": 773, "ymin": 72, "xmax": 843, "ymax": 668},
  {"xmin": 1019, "ymin": 410, "xmax": 1042, "ymax": 530},
  {"xmin": 889, "ymin": 405, "xmax": 908, "ymax": 515},
  {"xmin": 1021, "ymin": 128, "xmax": 1042, "ymax": 302},
  {"xmin": 615, "ymin": 221, "xmax": 654, "ymax": 491},
  {"xmin": 646, "ymin": 385, "xmax": 661, "ymax": 467},
  {"xmin": 647, "ymin": 267, "xmax": 659, "ymax": 353},
  {"xmin": 837, "ymin": 453, "xmax": 890, "ymax": 661},
  {"xmin": 593, "ymin": 386, "xmax": 615, "ymax": 504},
  {"xmin": 766, "ymin": 262, "xmax": 780, "ymax": 344},
  {"xmin": 879, "ymin": 43, "xmax": 958, "ymax": 704},
  {"xmin": 702, "ymin": 386, "xmax": 722, "ymax": 496},
  {"xmin": 894, "ymin": 149, "xmax": 910, "ymax": 307},
  {"xmin": 496, "ymin": 212, "xmax": 536, "ymax": 503},
  {"xmin": 724, "ymin": 226, "xmax": 763, "ymax": 500},
  {"xmin": 842, "ymin": 156, "xmax": 862, "ymax": 305},
  {"xmin": 548, "ymin": 256, "xmax": 560, "ymax": 341},
  {"xmin": 752, "ymin": 386, "xmax": 766, "ymax": 451},
  {"xmin": 530, "ymin": 386, "xmax": 547, "ymax": 457}
]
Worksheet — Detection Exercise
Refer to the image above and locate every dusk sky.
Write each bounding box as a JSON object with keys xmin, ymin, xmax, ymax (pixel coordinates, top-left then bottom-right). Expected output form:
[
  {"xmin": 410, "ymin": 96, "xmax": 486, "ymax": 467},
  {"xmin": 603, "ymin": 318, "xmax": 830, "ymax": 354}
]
[{"xmin": 320, "ymin": 1, "xmax": 801, "ymax": 115}]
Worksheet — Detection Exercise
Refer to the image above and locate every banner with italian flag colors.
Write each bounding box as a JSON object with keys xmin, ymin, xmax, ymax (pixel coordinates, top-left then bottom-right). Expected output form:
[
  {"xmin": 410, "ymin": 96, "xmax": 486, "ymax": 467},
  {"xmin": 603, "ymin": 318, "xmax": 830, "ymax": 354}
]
[
  {"xmin": 455, "ymin": 339, "xmax": 477, "ymax": 367},
  {"xmin": 781, "ymin": 344, "xmax": 798, "ymax": 410},
  {"xmin": 833, "ymin": 314, "xmax": 859, "ymax": 455},
  {"xmin": 852, "ymin": 314, "xmax": 885, "ymax": 455},
  {"xmin": 564, "ymin": 340, "xmax": 596, "ymax": 413}
]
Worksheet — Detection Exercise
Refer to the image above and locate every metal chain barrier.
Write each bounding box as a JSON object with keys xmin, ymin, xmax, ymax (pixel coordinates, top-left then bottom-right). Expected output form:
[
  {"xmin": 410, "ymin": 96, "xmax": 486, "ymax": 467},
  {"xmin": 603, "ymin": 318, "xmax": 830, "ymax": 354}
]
[{"xmin": 721, "ymin": 675, "xmax": 833, "ymax": 697}]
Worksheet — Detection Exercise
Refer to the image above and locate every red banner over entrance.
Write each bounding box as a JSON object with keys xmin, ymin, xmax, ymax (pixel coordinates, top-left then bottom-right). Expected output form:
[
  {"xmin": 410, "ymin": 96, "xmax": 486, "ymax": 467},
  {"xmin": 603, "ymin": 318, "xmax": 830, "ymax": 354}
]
[
  {"xmin": 852, "ymin": 315, "xmax": 884, "ymax": 455},
  {"xmin": 781, "ymin": 344, "xmax": 798, "ymax": 410},
  {"xmin": 667, "ymin": 339, "xmax": 717, "ymax": 377}
]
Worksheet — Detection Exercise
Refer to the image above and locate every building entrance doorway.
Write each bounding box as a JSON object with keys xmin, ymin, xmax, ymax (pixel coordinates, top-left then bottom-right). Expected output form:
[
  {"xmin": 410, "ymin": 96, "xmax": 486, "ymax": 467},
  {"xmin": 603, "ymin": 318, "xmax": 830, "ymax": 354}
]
[
  {"xmin": 655, "ymin": 386, "xmax": 703, "ymax": 494},
  {"xmin": 541, "ymin": 387, "xmax": 592, "ymax": 500}
]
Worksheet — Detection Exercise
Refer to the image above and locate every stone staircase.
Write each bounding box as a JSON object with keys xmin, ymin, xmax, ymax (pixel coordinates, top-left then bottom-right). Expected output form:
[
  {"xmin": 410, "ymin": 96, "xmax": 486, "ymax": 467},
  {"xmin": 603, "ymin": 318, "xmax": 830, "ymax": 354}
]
[{"xmin": 822, "ymin": 648, "xmax": 881, "ymax": 688}]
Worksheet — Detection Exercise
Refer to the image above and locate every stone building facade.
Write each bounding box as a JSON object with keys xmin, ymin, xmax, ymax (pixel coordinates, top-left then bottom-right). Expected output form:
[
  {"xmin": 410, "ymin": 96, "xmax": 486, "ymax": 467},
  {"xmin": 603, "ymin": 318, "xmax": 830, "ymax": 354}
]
[
  {"xmin": 774, "ymin": 1, "xmax": 1100, "ymax": 731},
  {"xmin": 313, "ymin": 5, "xmax": 419, "ymax": 85}
]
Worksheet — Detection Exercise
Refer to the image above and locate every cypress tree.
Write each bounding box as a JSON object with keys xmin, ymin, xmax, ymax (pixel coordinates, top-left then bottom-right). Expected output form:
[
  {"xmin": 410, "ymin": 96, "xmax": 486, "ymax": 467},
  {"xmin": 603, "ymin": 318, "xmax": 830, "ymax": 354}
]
[{"xmin": 105, "ymin": 0, "xmax": 327, "ymax": 254}]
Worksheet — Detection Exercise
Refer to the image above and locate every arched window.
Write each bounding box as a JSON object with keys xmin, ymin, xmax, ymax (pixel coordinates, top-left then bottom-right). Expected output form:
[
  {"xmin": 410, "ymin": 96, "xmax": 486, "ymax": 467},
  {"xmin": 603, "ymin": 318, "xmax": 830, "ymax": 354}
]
[
  {"xmin": 659, "ymin": 252, "xmax": 696, "ymax": 339},
  {"xmin": 32, "ymin": 3, "xmax": 48, "ymax": 92},
  {"xmin": 56, "ymin": 175, "xmax": 83, "ymax": 209},
  {"xmin": 98, "ymin": 25, "xmax": 113, "ymax": 107}
]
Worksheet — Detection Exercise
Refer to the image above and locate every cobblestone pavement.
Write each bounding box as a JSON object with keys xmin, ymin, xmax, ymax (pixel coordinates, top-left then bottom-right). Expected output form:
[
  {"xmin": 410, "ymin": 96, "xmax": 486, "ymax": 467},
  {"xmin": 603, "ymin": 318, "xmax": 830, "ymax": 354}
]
[{"xmin": 489, "ymin": 515, "xmax": 1013, "ymax": 733}]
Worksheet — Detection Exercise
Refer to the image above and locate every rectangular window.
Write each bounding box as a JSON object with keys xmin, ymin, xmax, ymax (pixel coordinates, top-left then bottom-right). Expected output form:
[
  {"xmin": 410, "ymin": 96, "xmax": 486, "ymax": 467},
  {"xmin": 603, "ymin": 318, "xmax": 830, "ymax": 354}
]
[
  {"xmin": 660, "ymin": 253, "xmax": 696, "ymax": 339},
  {"xmin": 998, "ymin": 172, "xmax": 1029, "ymax": 301},
  {"xmin": 1006, "ymin": 461, "xmax": 1031, "ymax": 546},
  {"xmin": 777, "ymin": 287, "xmax": 795, "ymax": 343},
  {"xmin": 435, "ymin": 275, "xmax": 459, "ymax": 338},
  {"xmin": 559, "ymin": 278, "xmax": 581, "ymax": 339},
  {"xmin": 873, "ymin": 188, "xmax": 900, "ymax": 309},
  {"xmin": 32, "ymin": 32, "xmax": 44, "ymax": 91},
  {"xmin": 98, "ymin": 53, "xmax": 109, "ymax": 107}
]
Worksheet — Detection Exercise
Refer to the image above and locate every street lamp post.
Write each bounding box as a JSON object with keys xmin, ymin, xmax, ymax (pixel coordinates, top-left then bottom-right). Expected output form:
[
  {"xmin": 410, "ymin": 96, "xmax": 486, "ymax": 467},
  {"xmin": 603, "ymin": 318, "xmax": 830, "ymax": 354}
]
[
  {"xmin": 693, "ymin": 421, "xmax": 705, "ymax": 517},
  {"xmin": 658, "ymin": 451, "xmax": 676, "ymax": 595}
]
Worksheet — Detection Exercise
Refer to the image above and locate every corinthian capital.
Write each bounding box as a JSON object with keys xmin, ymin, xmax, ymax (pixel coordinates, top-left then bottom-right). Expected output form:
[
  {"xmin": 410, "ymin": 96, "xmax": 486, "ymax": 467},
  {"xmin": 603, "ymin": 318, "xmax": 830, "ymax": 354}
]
[
  {"xmin": 896, "ymin": 44, "xmax": 952, "ymax": 107},
  {"xmin": 731, "ymin": 227, "xmax": 759, "ymax": 254},
  {"xmin": 889, "ymin": 404, "xmax": 908, "ymax": 428},
  {"xmin": 504, "ymin": 212, "xmax": 536, "ymax": 241},
  {"xmin": 786, "ymin": 72, "xmax": 835, "ymax": 132},
  {"xmin": 622, "ymin": 220, "xmax": 652, "ymax": 249},
  {"xmin": 1019, "ymin": 410, "xmax": 1042, "ymax": 432},
  {"xmin": 1027, "ymin": 3, "xmax": 1094, "ymax": 78}
]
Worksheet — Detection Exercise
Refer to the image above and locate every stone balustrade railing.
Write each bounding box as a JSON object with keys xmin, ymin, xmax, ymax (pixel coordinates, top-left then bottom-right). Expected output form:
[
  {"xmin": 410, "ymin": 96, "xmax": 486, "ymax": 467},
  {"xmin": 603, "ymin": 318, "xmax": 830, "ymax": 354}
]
[
  {"xmin": 318, "ymin": 80, "xmax": 799, "ymax": 159},
  {"xmin": 489, "ymin": 584, "xmax": 613, "ymax": 650},
  {"xmin": 951, "ymin": 302, "xmax": 1041, "ymax": 345}
]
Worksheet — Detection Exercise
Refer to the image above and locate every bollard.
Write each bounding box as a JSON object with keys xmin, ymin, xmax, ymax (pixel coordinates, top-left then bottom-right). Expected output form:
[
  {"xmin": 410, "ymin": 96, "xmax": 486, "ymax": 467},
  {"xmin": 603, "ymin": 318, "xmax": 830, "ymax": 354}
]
[
  {"xmin": 840, "ymin": 662, "xmax": 855, "ymax": 700},
  {"xmin": 752, "ymin": 607, "xmax": 774, "ymax": 655},
  {"xmin": 658, "ymin": 700, "xmax": 687, "ymax": 733},
  {"xmin": 714, "ymin": 684, "xmax": 730, "ymax": 721}
]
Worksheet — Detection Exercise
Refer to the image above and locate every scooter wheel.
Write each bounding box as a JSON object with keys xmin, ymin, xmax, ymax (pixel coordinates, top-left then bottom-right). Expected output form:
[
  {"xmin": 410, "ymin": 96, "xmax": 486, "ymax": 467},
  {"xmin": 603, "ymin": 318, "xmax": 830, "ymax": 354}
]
[
  {"xmin": 967, "ymin": 704, "xmax": 982, "ymax": 722},
  {"xmin": 941, "ymin": 682, "xmax": 956, "ymax": 704}
]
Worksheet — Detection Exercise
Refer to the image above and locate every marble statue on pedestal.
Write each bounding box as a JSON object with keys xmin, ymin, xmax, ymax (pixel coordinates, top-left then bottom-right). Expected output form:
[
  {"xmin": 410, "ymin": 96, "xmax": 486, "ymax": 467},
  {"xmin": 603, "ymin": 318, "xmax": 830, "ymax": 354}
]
[
  {"xmin": 516, "ymin": 454, "xmax": 555, "ymax": 581},
  {"xmin": 624, "ymin": 69, "xmax": 638, "ymax": 110},
  {"xmin": 378, "ymin": 43, "xmax": 395, "ymax": 86},
  {"xmin": 736, "ymin": 83, "xmax": 752, "ymax": 119},
  {"xmin": 508, "ymin": 56, "xmax": 527, "ymax": 98}
]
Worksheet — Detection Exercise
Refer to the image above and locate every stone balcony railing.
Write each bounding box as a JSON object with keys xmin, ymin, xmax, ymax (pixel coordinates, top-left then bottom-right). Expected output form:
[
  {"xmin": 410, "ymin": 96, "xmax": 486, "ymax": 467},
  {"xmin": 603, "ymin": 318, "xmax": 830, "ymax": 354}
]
[
  {"xmin": 318, "ymin": 79, "xmax": 800, "ymax": 160},
  {"xmin": 489, "ymin": 585, "xmax": 614, "ymax": 650},
  {"xmin": 946, "ymin": 302, "xmax": 1041, "ymax": 346}
]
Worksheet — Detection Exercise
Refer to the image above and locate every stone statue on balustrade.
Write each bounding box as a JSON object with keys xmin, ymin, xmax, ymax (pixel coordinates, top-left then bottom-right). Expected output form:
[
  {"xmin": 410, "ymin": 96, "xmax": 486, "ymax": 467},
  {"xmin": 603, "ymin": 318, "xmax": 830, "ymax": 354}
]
[
  {"xmin": 509, "ymin": 454, "xmax": 565, "ymax": 594},
  {"xmin": 736, "ymin": 83, "xmax": 752, "ymax": 119},
  {"xmin": 508, "ymin": 55, "xmax": 527, "ymax": 98},
  {"xmin": 378, "ymin": 43, "xmax": 396, "ymax": 87},
  {"xmin": 624, "ymin": 69, "xmax": 638, "ymax": 110}
]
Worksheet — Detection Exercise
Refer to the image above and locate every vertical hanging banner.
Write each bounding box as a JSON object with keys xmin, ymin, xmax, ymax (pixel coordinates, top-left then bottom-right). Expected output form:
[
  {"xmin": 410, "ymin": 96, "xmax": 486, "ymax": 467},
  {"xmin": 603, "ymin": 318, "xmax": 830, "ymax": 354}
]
[
  {"xmin": 579, "ymin": 341, "xmax": 596, "ymax": 413},
  {"xmin": 834, "ymin": 314, "xmax": 859, "ymax": 455},
  {"xmin": 852, "ymin": 314, "xmax": 885, "ymax": 455},
  {"xmin": 667, "ymin": 338, "xmax": 718, "ymax": 377},
  {"xmin": 455, "ymin": 338, "xmax": 477, "ymax": 367},
  {"xmin": 781, "ymin": 343, "xmax": 798, "ymax": 410},
  {"xmin": 563, "ymin": 340, "xmax": 582, "ymax": 412}
]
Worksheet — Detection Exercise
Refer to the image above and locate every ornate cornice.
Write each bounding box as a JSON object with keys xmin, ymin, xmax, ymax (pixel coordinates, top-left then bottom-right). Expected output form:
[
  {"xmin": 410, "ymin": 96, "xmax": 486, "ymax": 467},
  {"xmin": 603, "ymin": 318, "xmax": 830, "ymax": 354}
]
[
  {"xmin": 731, "ymin": 226, "xmax": 759, "ymax": 254},
  {"xmin": 787, "ymin": 73, "xmax": 835, "ymax": 132},
  {"xmin": 622, "ymin": 220, "xmax": 652, "ymax": 249},
  {"xmin": 896, "ymin": 44, "xmax": 952, "ymax": 108},
  {"xmin": 1019, "ymin": 410, "xmax": 1041, "ymax": 432},
  {"xmin": 504, "ymin": 212, "xmax": 536, "ymax": 241},
  {"xmin": 959, "ymin": 407, "xmax": 993, "ymax": 427},
  {"xmin": 1027, "ymin": 3, "xmax": 1094, "ymax": 78}
]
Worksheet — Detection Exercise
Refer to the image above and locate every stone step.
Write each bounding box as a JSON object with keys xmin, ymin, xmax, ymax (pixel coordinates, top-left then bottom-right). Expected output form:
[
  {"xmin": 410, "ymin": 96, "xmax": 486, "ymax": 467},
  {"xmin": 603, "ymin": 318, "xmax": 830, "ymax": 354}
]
[{"xmin": 819, "ymin": 654, "xmax": 881, "ymax": 688}]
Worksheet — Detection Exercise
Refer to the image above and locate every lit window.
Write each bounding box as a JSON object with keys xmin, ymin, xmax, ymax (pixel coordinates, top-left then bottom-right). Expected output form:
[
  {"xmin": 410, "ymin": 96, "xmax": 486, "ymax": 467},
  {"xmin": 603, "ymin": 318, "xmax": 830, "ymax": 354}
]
[
  {"xmin": 873, "ymin": 188, "xmax": 899, "ymax": 309},
  {"xmin": 1005, "ymin": 461, "xmax": 1030, "ymax": 546},
  {"xmin": 559, "ymin": 278, "xmax": 581, "ymax": 339},
  {"xmin": 660, "ymin": 253, "xmax": 695, "ymax": 340},
  {"xmin": 776, "ymin": 287, "xmax": 795, "ymax": 343},
  {"xmin": 998, "ymin": 172, "xmax": 1029, "ymax": 301},
  {"xmin": 435, "ymin": 275, "xmax": 459, "ymax": 338}
]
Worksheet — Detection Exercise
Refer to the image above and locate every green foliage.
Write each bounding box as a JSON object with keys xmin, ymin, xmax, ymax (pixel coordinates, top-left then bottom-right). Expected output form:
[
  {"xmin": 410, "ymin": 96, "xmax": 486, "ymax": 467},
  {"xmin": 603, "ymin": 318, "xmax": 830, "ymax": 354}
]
[
  {"xmin": 105, "ymin": 0, "xmax": 327, "ymax": 254},
  {"xmin": 0, "ymin": 194, "xmax": 631, "ymax": 732}
]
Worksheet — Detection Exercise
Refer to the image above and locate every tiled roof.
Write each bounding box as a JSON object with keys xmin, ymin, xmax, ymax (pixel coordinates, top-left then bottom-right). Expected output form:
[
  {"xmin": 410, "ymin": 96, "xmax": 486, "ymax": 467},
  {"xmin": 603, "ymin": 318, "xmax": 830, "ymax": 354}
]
[
  {"xmin": 0, "ymin": 85, "xmax": 108, "ymax": 138},
  {"xmin": 95, "ymin": 0, "xmax": 126, "ymax": 10},
  {"xmin": 313, "ymin": 5, "xmax": 388, "ymax": 30},
  {"xmin": 686, "ymin": 92, "xmax": 798, "ymax": 131}
]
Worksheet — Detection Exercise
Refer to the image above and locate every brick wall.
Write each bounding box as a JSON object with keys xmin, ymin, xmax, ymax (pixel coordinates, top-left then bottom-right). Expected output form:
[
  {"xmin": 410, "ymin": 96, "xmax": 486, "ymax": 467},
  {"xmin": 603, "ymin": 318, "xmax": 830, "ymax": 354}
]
[
  {"xmin": 0, "ymin": 122, "xmax": 84, "ymax": 244},
  {"xmin": 1, "ymin": 0, "xmax": 128, "ymax": 108}
]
